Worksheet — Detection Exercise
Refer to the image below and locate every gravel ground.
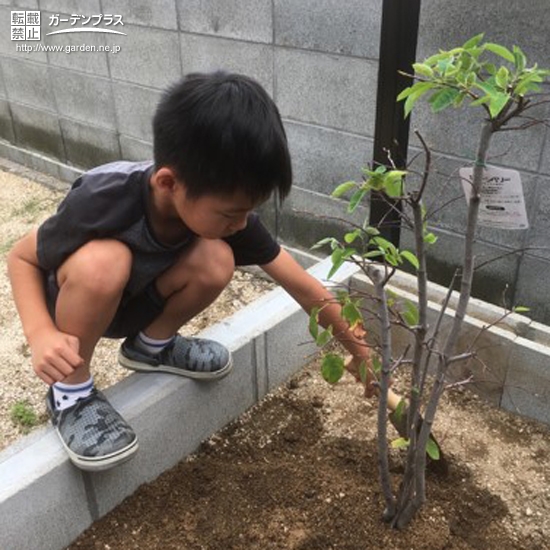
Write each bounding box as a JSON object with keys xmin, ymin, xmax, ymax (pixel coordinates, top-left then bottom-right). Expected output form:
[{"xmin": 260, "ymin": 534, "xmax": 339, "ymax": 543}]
[{"xmin": 0, "ymin": 160, "xmax": 275, "ymax": 452}]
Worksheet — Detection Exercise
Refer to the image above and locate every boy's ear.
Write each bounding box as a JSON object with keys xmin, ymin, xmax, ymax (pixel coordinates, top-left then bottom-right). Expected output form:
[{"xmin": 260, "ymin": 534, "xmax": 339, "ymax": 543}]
[{"xmin": 153, "ymin": 167, "xmax": 184, "ymax": 193}]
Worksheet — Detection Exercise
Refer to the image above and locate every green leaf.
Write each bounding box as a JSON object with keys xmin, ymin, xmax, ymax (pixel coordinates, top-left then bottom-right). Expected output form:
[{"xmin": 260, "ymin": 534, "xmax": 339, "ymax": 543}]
[
  {"xmin": 332, "ymin": 180, "xmax": 357, "ymax": 198},
  {"xmin": 484, "ymin": 43, "xmax": 515, "ymax": 63},
  {"xmin": 385, "ymin": 255, "xmax": 400, "ymax": 267},
  {"xmin": 403, "ymin": 300, "xmax": 419, "ymax": 327},
  {"xmin": 391, "ymin": 437, "xmax": 410, "ymax": 450},
  {"xmin": 463, "ymin": 33, "xmax": 484, "ymax": 49},
  {"xmin": 316, "ymin": 327, "xmax": 333, "ymax": 347},
  {"xmin": 342, "ymin": 301, "xmax": 363, "ymax": 328},
  {"xmin": 367, "ymin": 173, "xmax": 385, "ymax": 191},
  {"xmin": 384, "ymin": 170, "xmax": 406, "ymax": 198},
  {"xmin": 311, "ymin": 237, "xmax": 337, "ymax": 251},
  {"xmin": 321, "ymin": 353, "xmax": 345, "ymax": 384},
  {"xmin": 470, "ymin": 95, "xmax": 491, "ymax": 107},
  {"xmin": 372, "ymin": 236, "xmax": 395, "ymax": 253},
  {"xmin": 344, "ymin": 229, "xmax": 362, "ymax": 244},
  {"xmin": 424, "ymin": 232, "xmax": 438, "ymax": 244},
  {"xmin": 465, "ymin": 71, "xmax": 477, "ymax": 87},
  {"xmin": 308, "ymin": 307, "xmax": 320, "ymax": 339},
  {"xmin": 513, "ymin": 305, "xmax": 530, "ymax": 313},
  {"xmin": 363, "ymin": 250, "xmax": 384, "ymax": 260},
  {"xmin": 372, "ymin": 236, "xmax": 400, "ymax": 265},
  {"xmin": 392, "ymin": 398, "xmax": 407, "ymax": 424},
  {"xmin": 429, "ymin": 88, "xmax": 461, "ymax": 113},
  {"xmin": 387, "ymin": 169, "xmax": 407, "ymax": 179},
  {"xmin": 475, "ymin": 79, "xmax": 498, "ymax": 96},
  {"xmin": 515, "ymin": 81, "xmax": 541, "ymax": 96},
  {"xmin": 328, "ymin": 248, "xmax": 345, "ymax": 279},
  {"xmin": 384, "ymin": 178, "xmax": 402, "ymax": 198},
  {"xmin": 396, "ymin": 85, "xmax": 415, "ymax": 102},
  {"xmin": 513, "ymin": 45, "xmax": 526, "ymax": 72},
  {"xmin": 436, "ymin": 57, "xmax": 453, "ymax": 75},
  {"xmin": 401, "ymin": 250, "xmax": 420, "ymax": 270},
  {"xmin": 365, "ymin": 226, "xmax": 380, "ymax": 237},
  {"xmin": 342, "ymin": 247, "xmax": 357, "ymax": 260},
  {"xmin": 366, "ymin": 174, "xmax": 386, "ymax": 195},
  {"xmin": 488, "ymin": 92, "xmax": 510, "ymax": 117},
  {"xmin": 335, "ymin": 289, "xmax": 349, "ymax": 303},
  {"xmin": 515, "ymin": 72, "xmax": 546, "ymax": 96},
  {"xmin": 457, "ymin": 53, "xmax": 474, "ymax": 74},
  {"xmin": 424, "ymin": 51, "xmax": 448, "ymax": 66},
  {"xmin": 402, "ymin": 82, "xmax": 437, "ymax": 118},
  {"xmin": 468, "ymin": 46, "xmax": 485, "ymax": 60},
  {"xmin": 495, "ymin": 66, "xmax": 510, "ymax": 89},
  {"xmin": 484, "ymin": 62, "xmax": 497, "ymax": 75},
  {"xmin": 348, "ymin": 187, "xmax": 368, "ymax": 213},
  {"xmin": 453, "ymin": 91, "xmax": 467, "ymax": 108},
  {"xmin": 426, "ymin": 437, "xmax": 440, "ymax": 460},
  {"xmin": 412, "ymin": 62, "xmax": 434, "ymax": 78}
]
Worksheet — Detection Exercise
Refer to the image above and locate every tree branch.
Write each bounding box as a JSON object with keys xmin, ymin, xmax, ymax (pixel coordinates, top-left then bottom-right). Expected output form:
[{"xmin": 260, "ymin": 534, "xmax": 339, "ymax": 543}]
[{"xmin": 373, "ymin": 273, "xmax": 396, "ymax": 518}]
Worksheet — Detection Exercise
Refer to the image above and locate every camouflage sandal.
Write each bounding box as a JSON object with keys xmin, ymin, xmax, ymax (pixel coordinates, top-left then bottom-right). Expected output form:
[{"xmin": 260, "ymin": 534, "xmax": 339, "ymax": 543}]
[{"xmin": 46, "ymin": 387, "xmax": 138, "ymax": 471}]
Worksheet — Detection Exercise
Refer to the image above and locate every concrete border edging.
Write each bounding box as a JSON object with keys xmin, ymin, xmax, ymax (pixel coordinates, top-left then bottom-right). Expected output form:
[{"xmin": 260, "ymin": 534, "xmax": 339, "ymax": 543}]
[
  {"xmin": 0, "ymin": 141, "xmax": 82, "ymax": 188},
  {"xmin": 0, "ymin": 256, "xmax": 359, "ymax": 550}
]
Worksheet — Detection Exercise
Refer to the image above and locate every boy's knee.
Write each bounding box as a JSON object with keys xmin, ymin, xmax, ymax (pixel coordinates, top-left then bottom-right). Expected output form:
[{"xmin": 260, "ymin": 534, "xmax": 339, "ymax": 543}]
[
  {"xmin": 58, "ymin": 240, "xmax": 132, "ymax": 296},
  {"xmin": 154, "ymin": 239, "xmax": 235, "ymax": 299},
  {"xmin": 196, "ymin": 240, "xmax": 235, "ymax": 291}
]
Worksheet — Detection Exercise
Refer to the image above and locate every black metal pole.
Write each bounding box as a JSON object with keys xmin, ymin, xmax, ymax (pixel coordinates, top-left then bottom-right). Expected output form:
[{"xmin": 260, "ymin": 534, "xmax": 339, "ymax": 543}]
[{"xmin": 369, "ymin": 0, "xmax": 422, "ymax": 245}]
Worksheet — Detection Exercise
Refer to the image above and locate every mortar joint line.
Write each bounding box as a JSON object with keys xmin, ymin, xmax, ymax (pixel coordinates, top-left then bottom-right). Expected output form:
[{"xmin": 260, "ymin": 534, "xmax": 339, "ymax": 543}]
[
  {"xmin": 252, "ymin": 338, "xmax": 259, "ymax": 403},
  {"xmin": 81, "ymin": 470, "xmax": 100, "ymax": 521},
  {"xmin": 263, "ymin": 332, "xmax": 270, "ymax": 395}
]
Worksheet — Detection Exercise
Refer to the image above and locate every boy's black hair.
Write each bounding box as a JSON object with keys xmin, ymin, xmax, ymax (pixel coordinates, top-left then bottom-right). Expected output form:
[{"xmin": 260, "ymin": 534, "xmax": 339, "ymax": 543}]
[{"xmin": 153, "ymin": 71, "xmax": 292, "ymax": 203}]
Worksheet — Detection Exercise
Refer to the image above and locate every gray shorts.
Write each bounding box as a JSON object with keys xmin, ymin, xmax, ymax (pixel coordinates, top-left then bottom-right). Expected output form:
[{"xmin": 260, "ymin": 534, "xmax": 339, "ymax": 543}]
[{"xmin": 45, "ymin": 271, "xmax": 166, "ymax": 339}]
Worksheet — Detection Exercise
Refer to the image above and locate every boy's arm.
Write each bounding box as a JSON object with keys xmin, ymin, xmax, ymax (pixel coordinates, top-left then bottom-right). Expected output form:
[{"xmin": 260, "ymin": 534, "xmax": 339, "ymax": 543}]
[
  {"xmin": 7, "ymin": 230, "xmax": 83, "ymax": 385},
  {"xmin": 261, "ymin": 249, "xmax": 375, "ymax": 396}
]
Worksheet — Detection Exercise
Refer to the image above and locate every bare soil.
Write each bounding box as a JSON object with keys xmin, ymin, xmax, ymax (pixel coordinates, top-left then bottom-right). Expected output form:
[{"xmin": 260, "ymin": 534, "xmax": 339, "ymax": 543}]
[{"xmin": 68, "ymin": 358, "xmax": 549, "ymax": 550}]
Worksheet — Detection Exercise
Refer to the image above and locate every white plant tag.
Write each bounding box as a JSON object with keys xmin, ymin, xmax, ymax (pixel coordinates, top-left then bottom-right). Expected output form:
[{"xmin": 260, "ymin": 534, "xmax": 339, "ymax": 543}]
[{"xmin": 459, "ymin": 166, "xmax": 529, "ymax": 230}]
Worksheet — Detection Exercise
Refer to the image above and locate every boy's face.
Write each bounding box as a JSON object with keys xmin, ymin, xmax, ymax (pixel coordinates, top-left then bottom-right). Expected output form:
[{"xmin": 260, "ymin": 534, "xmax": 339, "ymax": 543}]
[{"xmin": 172, "ymin": 184, "xmax": 260, "ymax": 239}]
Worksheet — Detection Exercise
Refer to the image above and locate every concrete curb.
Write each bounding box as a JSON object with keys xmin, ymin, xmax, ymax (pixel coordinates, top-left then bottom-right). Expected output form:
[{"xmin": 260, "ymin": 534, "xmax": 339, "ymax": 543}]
[
  {"xmin": 0, "ymin": 256, "xmax": 359, "ymax": 550},
  {"xmin": 0, "ymin": 141, "xmax": 82, "ymax": 188}
]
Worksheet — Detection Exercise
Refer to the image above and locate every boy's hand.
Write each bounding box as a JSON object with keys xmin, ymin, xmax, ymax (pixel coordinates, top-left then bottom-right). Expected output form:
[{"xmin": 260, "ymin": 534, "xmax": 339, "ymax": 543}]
[
  {"xmin": 345, "ymin": 355, "xmax": 377, "ymax": 398},
  {"xmin": 29, "ymin": 328, "xmax": 84, "ymax": 385}
]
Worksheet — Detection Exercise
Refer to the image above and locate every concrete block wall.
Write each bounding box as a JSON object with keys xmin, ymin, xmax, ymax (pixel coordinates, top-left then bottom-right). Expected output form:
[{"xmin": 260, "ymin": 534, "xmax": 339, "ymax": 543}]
[
  {"xmin": 1, "ymin": 0, "xmax": 550, "ymax": 322},
  {"xmin": 409, "ymin": 0, "xmax": 550, "ymax": 323},
  {"xmin": 350, "ymin": 266, "xmax": 550, "ymax": 425}
]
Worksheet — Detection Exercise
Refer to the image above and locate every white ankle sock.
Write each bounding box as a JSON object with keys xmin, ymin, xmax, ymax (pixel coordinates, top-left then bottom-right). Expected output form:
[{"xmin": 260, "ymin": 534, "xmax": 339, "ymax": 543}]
[
  {"xmin": 52, "ymin": 377, "xmax": 94, "ymax": 411},
  {"xmin": 135, "ymin": 332, "xmax": 175, "ymax": 355}
]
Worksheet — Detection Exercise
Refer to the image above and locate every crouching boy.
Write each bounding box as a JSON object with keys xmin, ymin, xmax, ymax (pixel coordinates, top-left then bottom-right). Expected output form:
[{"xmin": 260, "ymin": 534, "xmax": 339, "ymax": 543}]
[{"xmin": 8, "ymin": 72, "xmax": 372, "ymax": 471}]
